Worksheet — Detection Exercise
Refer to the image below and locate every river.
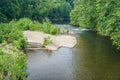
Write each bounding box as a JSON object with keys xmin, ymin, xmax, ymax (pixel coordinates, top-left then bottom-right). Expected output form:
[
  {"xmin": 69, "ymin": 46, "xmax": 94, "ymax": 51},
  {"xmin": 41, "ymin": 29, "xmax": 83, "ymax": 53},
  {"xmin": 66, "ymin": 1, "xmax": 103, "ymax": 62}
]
[{"xmin": 27, "ymin": 25, "xmax": 120, "ymax": 80}]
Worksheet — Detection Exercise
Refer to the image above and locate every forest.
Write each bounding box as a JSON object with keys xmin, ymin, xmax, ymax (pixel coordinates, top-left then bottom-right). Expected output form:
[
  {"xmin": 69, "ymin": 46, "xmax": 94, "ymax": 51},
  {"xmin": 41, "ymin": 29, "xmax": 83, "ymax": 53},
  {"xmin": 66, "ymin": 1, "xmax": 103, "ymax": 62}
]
[
  {"xmin": 0, "ymin": 0, "xmax": 120, "ymax": 80},
  {"xmin": 70, "ymin": 0, "xmax": 120, "ymax": 49},
  {"xmin": 0, "ymin": 0, "xmax": 73, "ymax": 22}
]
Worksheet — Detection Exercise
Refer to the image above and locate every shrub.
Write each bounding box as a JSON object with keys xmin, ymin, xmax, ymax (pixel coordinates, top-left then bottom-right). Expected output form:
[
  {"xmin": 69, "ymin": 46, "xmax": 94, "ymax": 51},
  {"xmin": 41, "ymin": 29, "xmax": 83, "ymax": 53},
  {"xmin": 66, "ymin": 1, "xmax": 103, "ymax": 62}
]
[
  {"xmin": 43, "ymin": 36, "xmax": 53, "ymax": 46},
  {"xmin": 29, "ymin": 21, "xmax": 42, "ymax": 31},
  {"xmin": 0, "ymin": 23, "xmax": 11, "ymax": 41},
  {"xmin": 0, "ymin": 44, "xmax": 27, "ymax": 80},
  {"xmin": 18, "ymin": 38, "xmax": 27, "ymax": 49},
  {"xmin": 15, "ymin": 18, "xmax": 33, "ymax": 30},
  {"xmin": 13, "ymin": 40, "xmax": 20, "ymax": 49},
  {"xmin": 42, "ymin": 18, "xmax": 60, "ymax": 35},
  {"xmin": 111, "ymin": 32, "xmax": 120, "ymax": 49},
  {"xmin": 50, "ymin": 26, "xmax": 60, "ymax": 34},
  {"xmin": 9, "ymin": 28, "xmax": 23, "ymax": 42}
]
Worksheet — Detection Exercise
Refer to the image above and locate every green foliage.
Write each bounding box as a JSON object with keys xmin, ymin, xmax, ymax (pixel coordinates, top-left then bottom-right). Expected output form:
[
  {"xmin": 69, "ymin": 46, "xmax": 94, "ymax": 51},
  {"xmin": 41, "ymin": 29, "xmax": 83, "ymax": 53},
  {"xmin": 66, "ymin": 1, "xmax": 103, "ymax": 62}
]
[
  {"xmin": 0, "ymin": 44, "xmax": 27, "ymax": 80},
  {"xmin": 13, "ymin": 38, "xmax": 27, "ymax": 49},
  {"xmin": 18, "ymin": 38, "xmax": 27, "ymax": 49},
  {"xmin": 42, "ymin": 18, "xmax": 60, "ymax": 34},
  {"xmin": 0, "ymin": 17, "xmax": 60, "ymax": 51},
  {"xmin": 43, "ymin": 36, "xmax": 53, "ymax": 46},
  {"xmin": 13, "ymin": 40, "xmax": 21, "ymax": 49},
  {"xmin": 15, "ymin": 18, "xmax": 60, "ymax": 35},
  {"xmin": 96, "ymin": 0, "xmax": 120, "ymax": 48},
  {"xmin": 70, "ymin": 0, "xmax": 96, "ymax": 28},
  {"xmin": 0, "ymin": 19, "xmax": 28, "ymax": 79},
  {"xmin": 0, "ymin": 21, "xmax": 27, "ymax": 49},
  {"xmin": 66, "ymin": 0, "xmax": 74, "ymax": 8},
  {"xmin": 47, "ymin": 0, "xmax": 72, "ymax": 20},
  {"xmin": 111, "ymin": 32, "xmax": 120, "ymax": 49},
  {"xmin": 0, "ymin": 0, "xmax": 73, "ymax": 22},
  {"xmin": 9, "ymin": 29, "xmax": 23, "ymax": 42},
  {"xmin": 15, "ymin": 18, "xmax": 33, "ymax": 30},
  {"xmin": 71, "ymin": 0, "xmax": 120, "ymax": 49},
  {"xmin": 29, "ymin": 21, "xmax": 43, "ymax": 31},
  {"xmin": 0, "ymin": 12, "xmax": 7, "ymax": 22},
  {"xmin": 0, "ymin": 31, "xmax": 2, "ymax": 43}
]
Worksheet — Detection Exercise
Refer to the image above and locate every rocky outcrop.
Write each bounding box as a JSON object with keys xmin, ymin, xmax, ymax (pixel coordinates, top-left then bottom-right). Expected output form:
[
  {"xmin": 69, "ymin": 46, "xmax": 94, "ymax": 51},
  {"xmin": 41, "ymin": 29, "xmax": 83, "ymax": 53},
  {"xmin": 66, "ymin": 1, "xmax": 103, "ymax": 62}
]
[{"xmin": 23, "ymin": 31, "xmax": 77, "ymax": 50}]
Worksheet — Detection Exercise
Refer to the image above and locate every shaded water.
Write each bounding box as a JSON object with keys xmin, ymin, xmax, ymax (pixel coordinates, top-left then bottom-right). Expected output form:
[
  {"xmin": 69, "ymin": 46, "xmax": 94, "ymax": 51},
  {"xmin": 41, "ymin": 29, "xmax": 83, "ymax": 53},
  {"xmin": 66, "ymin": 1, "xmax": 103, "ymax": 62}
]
[{"xmin": 27, "ymin": 25, "xmax": 120, "ymax": 80}]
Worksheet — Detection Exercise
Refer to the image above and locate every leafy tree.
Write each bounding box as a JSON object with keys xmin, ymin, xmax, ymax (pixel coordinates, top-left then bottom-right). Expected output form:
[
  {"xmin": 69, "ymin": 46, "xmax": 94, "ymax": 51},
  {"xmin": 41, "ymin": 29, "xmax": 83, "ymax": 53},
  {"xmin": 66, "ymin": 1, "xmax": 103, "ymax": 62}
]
[
  {"xmin": 47, "ymin": 0, "xmax": 72, "ymax": 20},
  {"xmin": 0, "ymin": 0, "xmax": 72, "ymax": 22},
  {"xmin": 0, "ymin": 12, "xmax": 7, "ymax": 22},
  {"xmin": 70, "ymin": 0, "xmax": 96, "ymax": 28},
  {"xmin": 1, "ymin": 0, "xmax": 21, "ymax": 20},
  {"xmin": 66, "ymin": 0, "xmax": 74, "ymax": 8},
  {"xmin": 70, "ymin": 0, "xmax": 120, "ymax": 49}
]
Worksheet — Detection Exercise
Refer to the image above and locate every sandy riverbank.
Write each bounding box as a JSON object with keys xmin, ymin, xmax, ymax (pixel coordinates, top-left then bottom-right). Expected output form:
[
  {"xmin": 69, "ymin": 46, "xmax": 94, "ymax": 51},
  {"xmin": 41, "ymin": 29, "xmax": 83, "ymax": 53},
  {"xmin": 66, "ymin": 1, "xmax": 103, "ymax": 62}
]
[{"xmin": 23, "ymin": 31, "xmax": 77, "ymax": 50}]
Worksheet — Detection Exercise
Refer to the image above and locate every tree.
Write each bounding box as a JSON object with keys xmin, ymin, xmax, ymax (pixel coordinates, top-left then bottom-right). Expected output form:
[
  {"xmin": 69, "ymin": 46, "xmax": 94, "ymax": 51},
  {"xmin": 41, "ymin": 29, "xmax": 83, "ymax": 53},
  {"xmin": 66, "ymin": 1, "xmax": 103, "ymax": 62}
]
[
  {"xmin": 70, "ymin": 0, "xmax": 120, "ymax": 49},
  {"xmin": 0, "ymin": 0, "xmax": 72, "ymax": 22},
  {"xmin": 1, "ymin": 0, "xmax": 21, "ymax": 20}
]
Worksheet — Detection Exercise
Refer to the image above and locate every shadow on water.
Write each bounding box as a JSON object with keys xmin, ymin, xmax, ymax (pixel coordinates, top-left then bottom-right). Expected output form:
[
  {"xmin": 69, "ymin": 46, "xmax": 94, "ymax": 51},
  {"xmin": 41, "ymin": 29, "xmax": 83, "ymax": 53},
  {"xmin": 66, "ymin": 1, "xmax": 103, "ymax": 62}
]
[{"xmin": 27, "ymin": 25, "xmax": 120, "ymax": 80}]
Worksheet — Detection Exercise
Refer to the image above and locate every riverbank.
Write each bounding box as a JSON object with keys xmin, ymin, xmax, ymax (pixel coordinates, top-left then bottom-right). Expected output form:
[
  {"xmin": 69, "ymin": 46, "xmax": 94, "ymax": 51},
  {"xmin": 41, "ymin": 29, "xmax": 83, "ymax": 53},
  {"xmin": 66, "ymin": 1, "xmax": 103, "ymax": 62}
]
[{"xmin": 24, "ymin": 31, "xmax": 77, "ymax": 50}]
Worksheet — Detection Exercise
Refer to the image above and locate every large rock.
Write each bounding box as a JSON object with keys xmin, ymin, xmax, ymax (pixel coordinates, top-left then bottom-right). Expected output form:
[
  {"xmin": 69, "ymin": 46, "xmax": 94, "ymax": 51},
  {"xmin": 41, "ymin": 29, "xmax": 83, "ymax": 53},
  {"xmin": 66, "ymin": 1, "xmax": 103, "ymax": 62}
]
[{"xmin": 23, "ymin": 31, "xmax": 77, "ymax": 50}]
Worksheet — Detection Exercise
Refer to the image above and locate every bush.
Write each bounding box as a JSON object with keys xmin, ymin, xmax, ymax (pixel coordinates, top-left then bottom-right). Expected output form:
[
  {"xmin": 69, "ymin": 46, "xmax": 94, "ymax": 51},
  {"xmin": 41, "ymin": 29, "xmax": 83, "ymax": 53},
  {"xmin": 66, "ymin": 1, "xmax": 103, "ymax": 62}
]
[
  {"xmin": 50, "ymin": 26, "xmax": 60, "ymax": 35},
  {"xmin": 15, "ymin": 18, "xmax": 33, "ymax": 30},
  {"xmin": 0, "ymin": 44, "xmax": 27, "ymax": 80},
  {"xmin": 0, "ymin": 23, "xmax": 13, "ymax": 41},
  {"xmin": 111, "ymin": 32, "xmax": 120, "ymax": 49},
  {"xmin": 9, "ymin": 28, "xmax": 23, "ymax": 42},
  {"xmin": 9, "ymin": 18, "xmax": 60, "ymax": 35},
  {"xmin": 13, "ymin": 38, "xmax": 27, "ymax": 49},
  {"xmin": 18, "ymin": 38, "xmax": 27, "ymax": 49},
  {"xmin": 42, "ymin": 18, "xmax": 60, "ymax": 34},
  {"xmin": 43, "ymin": 36, "xmax": 53, "ymax": 46},
  {"xmin": 29, "ymin": 21, "xmax": 43, "ymax": 31}
]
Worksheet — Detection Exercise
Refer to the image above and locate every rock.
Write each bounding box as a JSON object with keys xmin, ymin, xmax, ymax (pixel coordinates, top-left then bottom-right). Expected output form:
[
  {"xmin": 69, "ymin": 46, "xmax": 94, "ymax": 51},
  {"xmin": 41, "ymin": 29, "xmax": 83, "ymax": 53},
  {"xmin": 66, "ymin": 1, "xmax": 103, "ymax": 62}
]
[{"xmin": 23, "ymin": 31, "xmax": 77, "ymax": 50}]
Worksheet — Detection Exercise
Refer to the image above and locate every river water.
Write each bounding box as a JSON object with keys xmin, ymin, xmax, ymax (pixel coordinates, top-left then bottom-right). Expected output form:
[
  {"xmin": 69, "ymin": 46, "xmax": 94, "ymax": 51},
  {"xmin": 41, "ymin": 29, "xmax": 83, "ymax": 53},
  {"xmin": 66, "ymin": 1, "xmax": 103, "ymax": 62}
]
[{"xmin": 27, "ymin": 25, "xmax": 120, "ymax": 80}]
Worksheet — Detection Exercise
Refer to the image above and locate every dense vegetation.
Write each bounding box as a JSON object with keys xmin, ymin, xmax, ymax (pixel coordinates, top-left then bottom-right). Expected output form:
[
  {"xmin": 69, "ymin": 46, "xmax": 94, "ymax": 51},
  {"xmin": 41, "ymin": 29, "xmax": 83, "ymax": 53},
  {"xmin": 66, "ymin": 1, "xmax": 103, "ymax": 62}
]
[
  {"xmin": 70, "ymin": 0, "xmax": 120, "ymax": 49},
  {"xmin": 0, "ymin": 43, "xmax": 27, "ymax": 80},
  {"xmin": 0, "ymin": 20, "xmax": 27, "ymax": 79},
  {"xmin": 0, "ymin": 0, "xmax": 73, "ymax": 22},
  {"xmin": 0, "ymin": 18, "xmax": 60, "ymax": 43}
]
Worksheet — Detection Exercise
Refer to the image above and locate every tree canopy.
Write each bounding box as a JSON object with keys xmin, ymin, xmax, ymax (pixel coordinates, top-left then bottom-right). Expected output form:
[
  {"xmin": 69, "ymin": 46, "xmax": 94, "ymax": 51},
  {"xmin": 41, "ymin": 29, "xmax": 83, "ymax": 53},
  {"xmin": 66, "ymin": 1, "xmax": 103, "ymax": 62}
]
[
  {"xmin": 70, "ymin": 0, "xmax": 120, "ymax": 49},
  {"xmin": 0, "ymin": 0, "xmax": 73, "ymax": 22}
]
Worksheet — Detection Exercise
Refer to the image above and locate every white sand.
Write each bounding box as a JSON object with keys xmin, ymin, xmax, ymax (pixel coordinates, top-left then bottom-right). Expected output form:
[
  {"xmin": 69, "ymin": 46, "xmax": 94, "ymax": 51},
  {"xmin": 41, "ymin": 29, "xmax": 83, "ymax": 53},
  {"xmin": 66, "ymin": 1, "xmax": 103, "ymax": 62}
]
[{"xmin": 23, "ymin": 31, "xmax": 77, "ymax": 50}]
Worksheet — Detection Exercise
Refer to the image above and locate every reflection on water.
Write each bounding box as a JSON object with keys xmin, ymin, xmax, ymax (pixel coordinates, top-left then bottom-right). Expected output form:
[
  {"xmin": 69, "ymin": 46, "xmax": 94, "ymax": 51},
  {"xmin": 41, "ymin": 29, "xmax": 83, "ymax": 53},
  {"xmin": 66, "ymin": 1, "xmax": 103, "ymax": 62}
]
[
  {"xmin": 27, "ymin": 26, "xmax": 120, "ymax": 80},
  {"xmin": 72, "ymin": 32, "xmax": 120, "ymax": 80}
]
